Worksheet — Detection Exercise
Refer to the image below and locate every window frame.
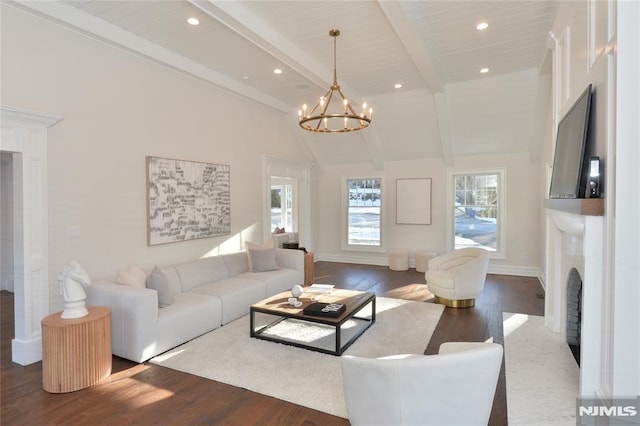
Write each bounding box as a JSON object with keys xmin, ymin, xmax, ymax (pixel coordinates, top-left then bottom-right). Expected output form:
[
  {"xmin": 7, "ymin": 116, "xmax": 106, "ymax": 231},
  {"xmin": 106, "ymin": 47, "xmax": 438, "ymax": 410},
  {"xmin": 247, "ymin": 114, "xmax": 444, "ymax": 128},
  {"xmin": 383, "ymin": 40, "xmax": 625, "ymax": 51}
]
[
  {"xmin": 270, "ymin": 177, "xmax": 297, "ymax": 233},
  {"xmin": 341, "ymin": 176, "xmax": 385, "ymax": 252},
  {"xmin": 446, "ymin": 168, "xmax": 506, "ymax": 259}
]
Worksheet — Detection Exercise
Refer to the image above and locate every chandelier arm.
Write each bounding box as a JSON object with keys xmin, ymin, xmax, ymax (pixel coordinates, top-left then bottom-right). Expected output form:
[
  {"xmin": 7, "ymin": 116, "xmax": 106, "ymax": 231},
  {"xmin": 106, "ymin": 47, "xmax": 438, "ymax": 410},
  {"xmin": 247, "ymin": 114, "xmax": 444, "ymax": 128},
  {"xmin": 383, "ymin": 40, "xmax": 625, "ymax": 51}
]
[
  {"xmin": 322, "ymin": 90, "xmax": 335, "ymax": 116},
  {"xmin": 337, "ymin": 88, "xmax": 361, "ymax": 116},
  {"xmin": 309, "ymin": 88, "xmax": 332, "ymax": 117}
]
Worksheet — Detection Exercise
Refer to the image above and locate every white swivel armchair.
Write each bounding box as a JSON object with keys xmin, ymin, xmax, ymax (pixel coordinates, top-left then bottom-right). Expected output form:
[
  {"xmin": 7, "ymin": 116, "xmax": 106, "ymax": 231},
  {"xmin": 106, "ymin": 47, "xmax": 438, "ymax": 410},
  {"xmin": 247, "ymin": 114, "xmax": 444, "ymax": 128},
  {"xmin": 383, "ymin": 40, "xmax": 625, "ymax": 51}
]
[
  {"xmin": 425, "ymin": 247, "xmax": 490, "ymax": 308},
  {"xmin": 341, "ymin": 342, "xmax": 503, "ymax": 426}
]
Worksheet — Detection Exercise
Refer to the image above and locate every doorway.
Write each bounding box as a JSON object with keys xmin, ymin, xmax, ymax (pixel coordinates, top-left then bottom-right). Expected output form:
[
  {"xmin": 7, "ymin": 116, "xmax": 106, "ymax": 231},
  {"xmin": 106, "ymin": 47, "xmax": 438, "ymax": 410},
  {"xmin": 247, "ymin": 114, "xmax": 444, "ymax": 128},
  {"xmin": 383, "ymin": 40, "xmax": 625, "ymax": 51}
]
[
  {"xmin": 1, "ymin": 106, "xmax": 62, "ymax": 365},
  {"xmin": 262, "ymin": 156, "xmax": 311, "ymax": 249},
  {"xmin": 1, "ymin": 152, "xmax": 15, "ymax": 293}
]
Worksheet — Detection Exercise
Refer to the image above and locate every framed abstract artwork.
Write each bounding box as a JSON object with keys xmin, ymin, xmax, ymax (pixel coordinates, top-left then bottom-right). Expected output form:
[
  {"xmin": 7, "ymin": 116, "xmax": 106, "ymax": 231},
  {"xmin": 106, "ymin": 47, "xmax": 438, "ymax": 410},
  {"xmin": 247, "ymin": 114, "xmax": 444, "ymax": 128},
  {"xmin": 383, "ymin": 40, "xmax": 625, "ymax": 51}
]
[
  {"xmin": 146, "ymin": 156, "xmax": 230, "ymax": 245},
  {"xmin": 396, "ymin": 178, "xmax": 432, "ymax": 225}
]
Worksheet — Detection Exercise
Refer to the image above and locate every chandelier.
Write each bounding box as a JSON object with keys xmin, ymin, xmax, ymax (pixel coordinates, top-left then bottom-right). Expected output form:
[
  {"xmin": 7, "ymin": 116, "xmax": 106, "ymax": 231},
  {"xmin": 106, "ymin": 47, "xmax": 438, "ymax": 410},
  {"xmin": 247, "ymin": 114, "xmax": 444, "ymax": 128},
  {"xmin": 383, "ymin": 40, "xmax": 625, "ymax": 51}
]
[{"xmin": 298, "ymin": 29, "xmax": 372, "ymax": 133}]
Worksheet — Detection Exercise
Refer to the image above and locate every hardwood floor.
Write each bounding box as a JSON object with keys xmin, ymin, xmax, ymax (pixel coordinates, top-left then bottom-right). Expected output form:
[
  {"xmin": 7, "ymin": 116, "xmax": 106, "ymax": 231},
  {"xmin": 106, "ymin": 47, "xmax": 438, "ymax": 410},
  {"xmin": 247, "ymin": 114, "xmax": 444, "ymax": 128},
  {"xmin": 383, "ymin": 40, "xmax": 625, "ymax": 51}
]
[{"xmin": 1, "ymin": 262, "xmax": 544, "ymax": 425}]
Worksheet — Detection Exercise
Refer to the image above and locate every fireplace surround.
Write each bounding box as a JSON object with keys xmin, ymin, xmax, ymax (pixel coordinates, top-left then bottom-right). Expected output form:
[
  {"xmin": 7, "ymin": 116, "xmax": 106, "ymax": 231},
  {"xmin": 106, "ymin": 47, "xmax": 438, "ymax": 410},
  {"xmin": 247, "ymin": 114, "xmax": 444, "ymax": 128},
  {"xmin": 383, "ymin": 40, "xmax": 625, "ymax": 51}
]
[{"xmin": 544, "ymin": 199, "xmax": 604, "ymax": 397}]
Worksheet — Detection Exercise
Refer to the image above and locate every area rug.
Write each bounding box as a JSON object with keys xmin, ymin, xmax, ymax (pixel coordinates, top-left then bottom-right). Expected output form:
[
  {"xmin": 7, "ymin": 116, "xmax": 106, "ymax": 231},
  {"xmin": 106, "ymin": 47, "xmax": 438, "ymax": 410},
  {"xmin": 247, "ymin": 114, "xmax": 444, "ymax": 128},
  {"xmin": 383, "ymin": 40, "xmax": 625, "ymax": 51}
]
[
  {"xmin": 151, "ymin": 297, "xmax": 444, "ymax": 418},
  {"xmin": 503, "ymin": 313, "xmax": 580, "ymax": 426}
]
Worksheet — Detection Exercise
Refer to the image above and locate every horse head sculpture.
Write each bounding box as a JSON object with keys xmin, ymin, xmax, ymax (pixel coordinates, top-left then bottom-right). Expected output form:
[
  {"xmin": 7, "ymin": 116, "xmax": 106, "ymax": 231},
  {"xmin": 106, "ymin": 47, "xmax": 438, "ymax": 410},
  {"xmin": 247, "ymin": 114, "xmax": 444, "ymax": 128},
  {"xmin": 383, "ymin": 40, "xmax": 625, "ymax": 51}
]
[{"xmin": 58, "ymin": 260, "xmax": 92, "ymax": 319}]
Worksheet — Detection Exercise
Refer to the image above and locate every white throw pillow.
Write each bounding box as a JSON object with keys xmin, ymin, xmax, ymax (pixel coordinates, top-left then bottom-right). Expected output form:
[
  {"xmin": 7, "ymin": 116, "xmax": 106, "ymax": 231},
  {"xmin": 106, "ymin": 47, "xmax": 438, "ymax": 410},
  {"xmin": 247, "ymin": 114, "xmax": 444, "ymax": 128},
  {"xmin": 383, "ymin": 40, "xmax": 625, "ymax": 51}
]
[
  {"xmin": 146, "ymin": 266, "xmax": 174, "ymax": 307},
  {"xmin": 115, "ymin": 265, "xmax": 147, "ymax": 288},
  {"xmin": 245, "ymin": 239, "xmax": 274, "ymax": 270},
  {"xmin": 248, "ymin": 248, "xmax": 279, "ymax": 272}
]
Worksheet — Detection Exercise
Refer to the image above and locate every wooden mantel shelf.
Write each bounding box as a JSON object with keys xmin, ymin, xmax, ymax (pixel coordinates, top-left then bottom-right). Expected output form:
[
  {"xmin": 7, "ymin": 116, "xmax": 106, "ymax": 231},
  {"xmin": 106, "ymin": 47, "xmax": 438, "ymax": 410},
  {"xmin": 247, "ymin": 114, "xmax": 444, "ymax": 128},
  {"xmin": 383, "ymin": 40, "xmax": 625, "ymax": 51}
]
[{"xmin": 544, "ymin": 198, "xmax": 604, "ymax": 216}]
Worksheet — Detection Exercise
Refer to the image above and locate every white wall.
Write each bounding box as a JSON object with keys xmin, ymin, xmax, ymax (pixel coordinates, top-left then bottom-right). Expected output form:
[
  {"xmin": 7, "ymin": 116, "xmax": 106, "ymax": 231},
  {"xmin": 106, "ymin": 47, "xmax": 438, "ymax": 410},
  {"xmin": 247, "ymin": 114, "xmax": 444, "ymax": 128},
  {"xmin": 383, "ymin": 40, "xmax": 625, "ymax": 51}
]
[
  {"xmin": 612, "ymin": 0, "xmax": 640, "ymax": 400},
  {"xmin": 313, "ymin": 153, "xmax": 542, "ymax": 275},
  {"xmin": 1, "ymin": 6, "xmax": 311, "ymax": 312},
  {"xmin": 543, "ymin": 0, "xmax": 640, "ymax": 400}
]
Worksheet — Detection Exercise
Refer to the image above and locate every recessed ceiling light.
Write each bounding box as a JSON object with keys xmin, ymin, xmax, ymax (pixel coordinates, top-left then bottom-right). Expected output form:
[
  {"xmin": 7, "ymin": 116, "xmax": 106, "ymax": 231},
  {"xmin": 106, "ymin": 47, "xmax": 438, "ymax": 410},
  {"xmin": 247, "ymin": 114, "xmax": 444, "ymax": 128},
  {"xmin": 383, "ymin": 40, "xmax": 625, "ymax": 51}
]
[
  {"xmin": 480, "ymin": 67, "xmax": 490, "ymax": 74},
  {"xmin": 394, "ymin": 83, "xmax": 403, "ymax": 89},
  {"xmin": 241, "ymin": 75, "xmax": 250, "ymax": 80},
  {"xmin": 187, "ymin": 17, "xmax": 199, "ymax": 26},
  {"xmin": 273, "ymin": 68, "xmax": 283, "ymax": 75},
  {"xmin": 476, "ymin": 22, "xmax": 489, "ymax": 30}
]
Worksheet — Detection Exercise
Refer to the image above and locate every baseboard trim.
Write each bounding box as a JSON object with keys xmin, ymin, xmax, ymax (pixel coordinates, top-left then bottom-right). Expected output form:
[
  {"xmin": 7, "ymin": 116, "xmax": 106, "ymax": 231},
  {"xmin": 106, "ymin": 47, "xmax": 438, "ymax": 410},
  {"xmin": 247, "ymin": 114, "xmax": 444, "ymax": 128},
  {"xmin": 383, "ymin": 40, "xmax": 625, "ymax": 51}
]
[
  {"xmin": 487, "ymin": 264, "xmax": 541, "ymax": 278},
  {"xmin": 314, "ymin": 253, "xmax": 388, "ymax": 266},
  {"xmin": 12, "ymin": 337, "xmax": 42, "ymax": 366},
  {"xmin": 315, "ymin": 253, "xmax": 543, "ymax": 278}
]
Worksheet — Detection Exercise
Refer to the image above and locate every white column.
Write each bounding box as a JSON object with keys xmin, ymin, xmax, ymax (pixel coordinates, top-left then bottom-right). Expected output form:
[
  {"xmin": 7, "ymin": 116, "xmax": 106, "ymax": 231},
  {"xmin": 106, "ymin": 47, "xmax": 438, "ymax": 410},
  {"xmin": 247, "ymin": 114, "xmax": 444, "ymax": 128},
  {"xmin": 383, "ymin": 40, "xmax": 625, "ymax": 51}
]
[{"xmin": 1, "ymin": 106, "xmax": 62, "ymax": 365}]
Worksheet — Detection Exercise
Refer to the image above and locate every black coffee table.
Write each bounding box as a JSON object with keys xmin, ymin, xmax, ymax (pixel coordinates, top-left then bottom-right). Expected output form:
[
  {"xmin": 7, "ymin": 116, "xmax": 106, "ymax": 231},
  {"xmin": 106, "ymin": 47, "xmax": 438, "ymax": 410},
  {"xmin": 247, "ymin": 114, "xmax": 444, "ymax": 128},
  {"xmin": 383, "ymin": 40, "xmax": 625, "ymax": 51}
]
[{"xmin": 250, "ymin": 289, "xmax": 376, "ymax": 356}]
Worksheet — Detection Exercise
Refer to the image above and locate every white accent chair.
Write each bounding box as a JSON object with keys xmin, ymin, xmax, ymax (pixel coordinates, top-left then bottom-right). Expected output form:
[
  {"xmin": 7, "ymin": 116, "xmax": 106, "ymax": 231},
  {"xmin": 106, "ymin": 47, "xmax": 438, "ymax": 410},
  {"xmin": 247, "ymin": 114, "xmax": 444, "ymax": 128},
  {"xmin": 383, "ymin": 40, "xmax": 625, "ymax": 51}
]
[
  {"xmin": 425, "ymin": 247, "xmax": 490, "ymax": 307},
  {"xmin": 341, "ymin": 342, "xmax": 503, "ymax": 426}
]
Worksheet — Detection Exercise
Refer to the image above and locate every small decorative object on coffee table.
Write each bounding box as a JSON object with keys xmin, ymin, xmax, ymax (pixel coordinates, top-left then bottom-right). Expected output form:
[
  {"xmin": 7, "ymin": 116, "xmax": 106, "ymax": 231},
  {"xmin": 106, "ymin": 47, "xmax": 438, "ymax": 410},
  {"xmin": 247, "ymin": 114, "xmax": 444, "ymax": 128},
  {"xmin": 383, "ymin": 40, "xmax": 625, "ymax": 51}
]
[
  {"xmin": 250, "ymin": 289, "xmax": 375, "ymax": 356},
  {"xmin": 291, "ymin": 284, "xmax": 304, "ymax": 298}
]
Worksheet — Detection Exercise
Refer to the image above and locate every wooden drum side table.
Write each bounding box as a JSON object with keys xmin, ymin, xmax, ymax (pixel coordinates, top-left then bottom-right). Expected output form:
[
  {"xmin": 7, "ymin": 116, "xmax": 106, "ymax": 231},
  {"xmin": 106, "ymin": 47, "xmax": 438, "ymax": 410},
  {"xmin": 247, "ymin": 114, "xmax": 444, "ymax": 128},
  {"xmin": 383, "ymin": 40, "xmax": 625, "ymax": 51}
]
[{"xmin": 41, "ymin": 306, "xmax": 112, "ymax": 393}]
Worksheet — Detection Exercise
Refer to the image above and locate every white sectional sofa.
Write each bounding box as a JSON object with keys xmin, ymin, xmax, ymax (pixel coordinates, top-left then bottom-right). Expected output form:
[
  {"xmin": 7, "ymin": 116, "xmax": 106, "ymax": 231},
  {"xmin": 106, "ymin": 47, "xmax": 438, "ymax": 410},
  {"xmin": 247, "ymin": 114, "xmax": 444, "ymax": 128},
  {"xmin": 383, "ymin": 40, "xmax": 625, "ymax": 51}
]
[{"xmin": 86, "ymin": 249, "xmax": 304, "ymax": 363}]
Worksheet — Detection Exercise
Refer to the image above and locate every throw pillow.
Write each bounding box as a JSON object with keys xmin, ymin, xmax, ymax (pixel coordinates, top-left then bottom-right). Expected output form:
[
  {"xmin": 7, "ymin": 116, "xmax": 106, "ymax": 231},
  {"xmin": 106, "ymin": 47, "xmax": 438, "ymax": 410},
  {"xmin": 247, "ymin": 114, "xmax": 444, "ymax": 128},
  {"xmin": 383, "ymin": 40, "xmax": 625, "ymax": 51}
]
[
  {"xmin": 115, "ymin": 265, "xmax": 147, "ymax": 288},
  {"xmin": 245, "ymin": 239, "xmax": 274, "ymax": 270},
  {"xmin": 146, "ymin": 266, "xmax": 174, "ymax": 307},
  {"xmin": 248, "ymin": 248, "xmax": 279, "ymax": 272},
  {"xmin": 245, "ymin": 239, "xmax": 274, "ymax": 250}
]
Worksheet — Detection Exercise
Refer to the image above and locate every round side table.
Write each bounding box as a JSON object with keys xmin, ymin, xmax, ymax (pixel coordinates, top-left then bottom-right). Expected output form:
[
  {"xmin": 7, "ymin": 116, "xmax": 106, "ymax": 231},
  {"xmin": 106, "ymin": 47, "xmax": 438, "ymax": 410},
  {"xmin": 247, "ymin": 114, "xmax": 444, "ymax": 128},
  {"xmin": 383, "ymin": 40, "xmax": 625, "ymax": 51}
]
[
  {"xmin": 41, "ymin": 306, "xmax": 112, "ymax": 393},
  {"xmin": 388, "ymin": 249, "xmax": 409, "ymax": 271}
]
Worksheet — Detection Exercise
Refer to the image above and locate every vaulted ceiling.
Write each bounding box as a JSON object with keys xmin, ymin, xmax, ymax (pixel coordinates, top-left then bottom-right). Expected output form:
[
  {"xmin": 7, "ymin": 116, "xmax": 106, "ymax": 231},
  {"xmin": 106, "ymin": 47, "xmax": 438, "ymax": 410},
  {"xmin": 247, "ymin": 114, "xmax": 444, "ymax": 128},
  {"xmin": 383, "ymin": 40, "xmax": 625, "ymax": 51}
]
[{"xmin": 10, "ymin": 0, "xmax": 559, "ymax": 168}]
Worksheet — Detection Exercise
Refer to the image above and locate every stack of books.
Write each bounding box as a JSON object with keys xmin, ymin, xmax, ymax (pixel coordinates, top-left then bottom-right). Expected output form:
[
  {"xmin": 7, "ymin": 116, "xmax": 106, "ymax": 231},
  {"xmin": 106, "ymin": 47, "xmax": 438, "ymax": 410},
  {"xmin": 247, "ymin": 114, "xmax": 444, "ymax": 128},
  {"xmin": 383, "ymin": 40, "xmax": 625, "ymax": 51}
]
[
  {"xmin": 303, "ymin": 302, "xmax": 346, "ymax": 317},
  {"xmin": 308, "ymin": 283, "xmax": 334, "ymax": 293}
]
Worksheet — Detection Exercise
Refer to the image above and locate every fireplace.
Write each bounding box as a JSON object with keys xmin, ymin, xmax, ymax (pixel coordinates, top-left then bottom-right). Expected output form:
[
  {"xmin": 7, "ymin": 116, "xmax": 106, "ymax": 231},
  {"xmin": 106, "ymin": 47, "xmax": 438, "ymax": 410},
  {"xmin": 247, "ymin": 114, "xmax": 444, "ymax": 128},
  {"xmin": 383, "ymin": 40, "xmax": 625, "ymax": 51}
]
[
  {"xmin": 565, "ymin": 268, "xmax": 582, "ymax": 365},
  {"xmin": 544, "ymin": 199, "xmax": 604, "ymax": 397}
]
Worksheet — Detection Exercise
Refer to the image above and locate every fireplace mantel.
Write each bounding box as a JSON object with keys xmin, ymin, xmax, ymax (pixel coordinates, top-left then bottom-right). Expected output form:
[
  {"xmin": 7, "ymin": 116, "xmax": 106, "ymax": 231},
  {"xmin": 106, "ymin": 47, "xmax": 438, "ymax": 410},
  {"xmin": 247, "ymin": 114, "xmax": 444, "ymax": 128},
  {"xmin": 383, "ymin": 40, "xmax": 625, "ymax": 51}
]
[{"xmin": 544, "ymin": 198, "xmax": 604, "ymax": 216}]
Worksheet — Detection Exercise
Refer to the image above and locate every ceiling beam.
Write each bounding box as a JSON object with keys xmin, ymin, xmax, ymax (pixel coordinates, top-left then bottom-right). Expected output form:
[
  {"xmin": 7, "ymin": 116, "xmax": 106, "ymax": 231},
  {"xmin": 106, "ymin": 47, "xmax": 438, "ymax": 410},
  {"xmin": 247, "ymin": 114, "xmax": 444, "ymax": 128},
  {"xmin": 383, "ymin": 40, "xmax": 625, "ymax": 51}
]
[
  {"xmin": 192, "ymin": 0, "xmax": 384, "ymax": 168},
  {"xmin": 377, "ymin": 0, "xmax": 453, "ymax": 165},
  {"xmin": 434, "ymin": 93, "xmax": 454, "ymax": 167},
  {"xmin": 192, "ymin": 0, "xmax": 346, "ymax": 94},
  {"xmin": 376, "ymin": 0, "xmax": 444, "ymax": 94}
]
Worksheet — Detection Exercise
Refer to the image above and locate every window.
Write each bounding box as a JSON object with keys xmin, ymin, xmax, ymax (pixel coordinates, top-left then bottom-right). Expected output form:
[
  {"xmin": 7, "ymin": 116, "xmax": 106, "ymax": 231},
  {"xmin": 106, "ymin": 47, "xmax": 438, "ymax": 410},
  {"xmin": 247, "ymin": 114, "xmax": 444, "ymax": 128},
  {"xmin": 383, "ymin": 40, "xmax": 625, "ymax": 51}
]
[
  {"xmin": 448, "ymin": 169, "xmax": 505, "ymax": 257},
  {"xmin": 345, "ymin": 178, "xmax": 382, "ymax": 248},
  {"xmin": 270, "ymin": 177, "xmax": 295, "ymax": 232}
]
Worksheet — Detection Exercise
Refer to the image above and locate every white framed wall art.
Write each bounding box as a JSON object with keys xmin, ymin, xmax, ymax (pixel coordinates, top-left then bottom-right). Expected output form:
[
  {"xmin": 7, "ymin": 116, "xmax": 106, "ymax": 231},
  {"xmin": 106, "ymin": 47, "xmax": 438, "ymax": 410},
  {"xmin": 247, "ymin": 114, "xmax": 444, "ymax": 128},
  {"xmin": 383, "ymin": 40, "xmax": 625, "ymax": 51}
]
[
  {"xmin": 146, "ymin": 156, "xmax": 230, "ymax": 245},
  {"xmin": 396, "ymin": 178, "xmax": 432, "ymax": 225}
]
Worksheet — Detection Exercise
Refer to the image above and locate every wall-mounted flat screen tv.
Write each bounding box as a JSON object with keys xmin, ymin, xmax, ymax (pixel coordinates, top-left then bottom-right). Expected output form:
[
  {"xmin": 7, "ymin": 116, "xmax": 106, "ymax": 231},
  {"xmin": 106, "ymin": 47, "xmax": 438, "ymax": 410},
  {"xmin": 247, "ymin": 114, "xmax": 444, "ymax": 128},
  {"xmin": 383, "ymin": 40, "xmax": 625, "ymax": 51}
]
[{"xmin": 549, "ymin": 84, "xmax": 593, "ymax": 199}]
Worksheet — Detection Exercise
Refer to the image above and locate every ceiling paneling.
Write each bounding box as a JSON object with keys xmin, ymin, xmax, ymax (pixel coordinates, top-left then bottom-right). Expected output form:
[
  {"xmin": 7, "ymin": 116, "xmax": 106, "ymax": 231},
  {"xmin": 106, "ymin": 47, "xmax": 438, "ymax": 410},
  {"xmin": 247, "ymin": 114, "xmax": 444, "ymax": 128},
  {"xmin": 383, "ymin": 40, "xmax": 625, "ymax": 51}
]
[{"xmin": 27, "ymin": 0, "xmax": 559, "ymax": 166}]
